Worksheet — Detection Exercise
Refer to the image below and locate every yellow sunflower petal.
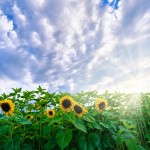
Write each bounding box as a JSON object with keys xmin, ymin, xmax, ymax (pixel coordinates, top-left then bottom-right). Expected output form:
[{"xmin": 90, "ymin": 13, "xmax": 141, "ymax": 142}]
[
  {"xmin": 0, "ymin": 99, "xmax": 15, "ymax": 116},
  {"xmin": 59, "ymin": 96, "xmax": 75, "ymax": 112},
  {"xmin": 95, "ymin": 98, "xmax": 108, "ymax": 112},
  {"xmin": 46, "ymin": 109, "xmax": 56, "ymax": 118},
  {"xmin": 73, "ymin": 102, "xmax": 87, "ymax": 117}
]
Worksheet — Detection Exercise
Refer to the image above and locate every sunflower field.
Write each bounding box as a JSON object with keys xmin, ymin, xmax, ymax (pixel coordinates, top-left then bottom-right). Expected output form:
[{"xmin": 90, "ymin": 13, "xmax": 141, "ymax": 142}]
[{"xmin": 0, "ymin": 86, "xmax": 150, "ymax": 150}]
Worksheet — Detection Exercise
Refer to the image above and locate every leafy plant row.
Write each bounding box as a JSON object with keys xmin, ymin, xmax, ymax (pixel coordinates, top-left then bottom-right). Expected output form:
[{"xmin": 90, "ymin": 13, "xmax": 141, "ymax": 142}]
[{"xmin": 0, "ymin": 86, "xmax": 150, "ymax": 150}]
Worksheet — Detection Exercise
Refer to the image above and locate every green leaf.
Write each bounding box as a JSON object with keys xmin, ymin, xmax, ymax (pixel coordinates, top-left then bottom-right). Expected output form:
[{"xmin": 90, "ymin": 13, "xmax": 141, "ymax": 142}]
[
  {"xmin": 99, "ymin": 122, "xmax": 109, "ymax": 128},
  {"xmin": 137, "ymin": 145, "xmax": 146, "ymax": 150},
  {"xmin": 4, "ymin": 139, "xmax": 14, "ymax": 150},
  {"xmin": 12, "ymin": 116, "xmax": 32, "ymax": 125},
  {"xmin": 21, "ymin": 144, "xmax": 33, "ymax": 150},
  {"xmin": 44, "ymin": 138, "xmax": 57, "ymax": 150},
  {"xmin": 102, "ymin": 134, "xmax": 112, "ymax": 148},
  {"xmin": 62, "ymin": 112, "xmax": 76, "ymax": 123},
  {"xmin": 87, "ymin": 133, "xmax": 101, "ymax": 150},
  {"xmin": 125, "ymin": 139, "xmax": 139, "ymax": 150},
  {"xmin": 56, "ymin": 129, "xmax": 72, "ymax": 150},
  {"xmin": 91, "ymin": 109, "xmax": 99, "ymax": 117},
  {"xmin": 73, "ymin": 119, "xmax": 87, "ymax": 133},
  {"xmin": 42, "ymin": 126, "xmax": 52, "ymax": 136},
  {"xmin": 78, "ymin": 135, "xmax": 87, "ymax": 150},
  {"xmin": 12, "ymin": 88, "xmax": 22, "ymax": 93},
  {"xmin": 4, "ymin": 138, "xmax": 21, "ymax": 150},
  {"xmin": 82, "ymin": 114, "xmax": 95, "ymax": 122},
  {"xmin": 1, "ymin": 93, "xmax": 8, "ymax": 99},
  {"xmin": 0, "ymin": 145, "xmax": 4, "ymax": 149},
  {"xmin": 0, "ymin": 125, "xmax": 10, "ymax": 135},
  {"xmin": 88, "ymin": 122, "xmax": 103, "ymax": 130},
  {"xmin": 116, "ymin": 134, "xmax": 124, "ymax": 144},
  {"xmin": 37, "ymin": 85, "xmax": 46, "ymax": 92},
  {"xmin": 49, "ymin": 116, "xmax": 62, "ymax": 125},
  {"xmin": 55, "ymin": 125, "xmax": 65, "ymax": 131},
  {"xmin": 70, "ymin": 148, "xmax": 78, "ymax": 150}
]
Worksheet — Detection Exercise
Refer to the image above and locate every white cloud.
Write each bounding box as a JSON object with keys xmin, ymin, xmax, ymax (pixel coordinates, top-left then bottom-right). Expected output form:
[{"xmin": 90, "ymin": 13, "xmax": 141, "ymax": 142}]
[
  {"xmin": 0, "ymin": 14, "xmax": 13, "ymax": 32},
  {"xmin": 111, "ymin": 73, "xmax": 150, "ymax": 93},
  {"xmin": 41, "ymin": 18, "xmax": 55, "ymax": 39},
  {"xmin": 77, "ymin": 0, "xmax": 150, "ymax": 93},
  {"xmin": 67, "ymin": 79, "xmax": 76, "ymax": 92},
  {"xmin": 138, "ymin": 58, "xmax": 150, "ymax": 69},
  {"xmin": 83, "ymin": 72, "xmax": 150, "ymax": 93},
  {"xmin": 0, "ymin": 0, "xmax": 150, "ymax": 93},
  {"xmin": 13, "ymin": 4, "xmax": 27, "ymax": 25},
  {"xmin": 87, "ymin": 5, "xmax": 119, "ymax": 72},
  {"xmin": 0, "ymin": 10, "xmax": 18, "ymax": 49},
  {"xmin": 31, "ymin": 31, "xmax": 42, "ymax": 46},
  {"xmin": 0, "ymin": 70, "xmax": 48, "ymax": 94},
  {"xmin": 29, "ymin": 0, "xmax": 45, "ymax": 9},
  {"xmin": 134, "ymin": 11, "xmax": 150, "ymax": 33}
]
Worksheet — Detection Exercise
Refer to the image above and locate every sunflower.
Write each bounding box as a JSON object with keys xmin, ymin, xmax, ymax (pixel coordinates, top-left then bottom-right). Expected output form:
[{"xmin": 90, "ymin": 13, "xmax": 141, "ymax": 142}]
[
  {"xmin": 34, "ymin": 99, "xmax": 47, "ymax": 109},
  {"xmin": 0, "ymin": 99, "xmax": 15, "ymax": 116},
  {"xmin": 40, "ymin": 99, "xmax": 47, "ymax": 107},
  {"xmin": 26, "ymin": 115, "xmax": 34, "ymax": 120},
  {"xmin": 95, "ymin": 98, "xmax": 108, "ymax": 112},
  {"xmin": 46, "ymin": 109, "xmax": 56, "ymax": 118},
  {"xmin": 59, "ymin": 96, "xmax": 75, "ymax": 112},
  {"xmin": 73, "ymin": 102, "xmax": 87, "ymax": 117},
  {"xmin": 34, "ymin": 102, "xmax": 40, "ymax": 110}
]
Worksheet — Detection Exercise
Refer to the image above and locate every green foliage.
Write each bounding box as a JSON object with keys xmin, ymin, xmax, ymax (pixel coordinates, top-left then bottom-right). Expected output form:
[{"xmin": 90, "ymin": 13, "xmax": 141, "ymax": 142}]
[
  {"xmin": 0, "ymin": 88, "xmax": 149, "ymax": 150},
  {"xmin": 77, "ymin": 135, "xmax": 87, "ymax": 150},
  {"xmin": 73, "ymin": 118, "xmax": 87, "ymax": 133},
  {"xmin": 87, "ymin": 133, "xmax": 101, "ymax": 150},
  {"xmin": 56, "ymin": 129, "xmax": 72, "ymax": 150}
]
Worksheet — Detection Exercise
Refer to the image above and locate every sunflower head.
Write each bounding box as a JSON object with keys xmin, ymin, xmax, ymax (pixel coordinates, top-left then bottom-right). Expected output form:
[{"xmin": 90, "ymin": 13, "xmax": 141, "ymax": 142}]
[
  {"xmin": 46, "ymin": 109, "xmax": 56, "ymax": 118},
  {"xmin": 40, "ymin": 99, "xmax": 47, "ymax": 107},
  {"xmin": 34, "ymin": 99, "xmax": 47, "ymax": 109},
  {"xmin": 95, "ymin": 98, "xmax": 108, "ymax": 112},
  {"xmin": 73, "ymin": 102, "xmax": 87, "ymax": 117},
  {"xmin": 0, "ymin": 99, "xmax": 15, "ymax": 116},
  {"xmin": 26, "ymin": 115, "xmax": 34, "ymax": 120},
  {"xmin": 34, "ymin": 102, "xmax": 40, "ymax": 110},
  {"xmin": 59, "ymin": 96, "xmax": 75, "ymax": 112}
]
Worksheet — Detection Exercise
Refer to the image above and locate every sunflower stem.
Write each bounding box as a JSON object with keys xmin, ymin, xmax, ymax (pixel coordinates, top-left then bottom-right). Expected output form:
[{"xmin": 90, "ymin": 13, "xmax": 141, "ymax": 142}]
[
  {"xmin": 9, "ymin": 116, "xmax": 14, "ymax": 144},
  {"xmin": 39, "ymin": 111, "xmax": 42, "ymax": 150},
  {"xmin": 21, "ymin": 125, "xmax": 24, "ymax": 146}
]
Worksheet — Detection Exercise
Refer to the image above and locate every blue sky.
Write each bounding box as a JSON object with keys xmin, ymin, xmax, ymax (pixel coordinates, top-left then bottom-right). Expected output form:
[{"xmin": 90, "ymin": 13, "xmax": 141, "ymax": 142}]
[{"xmin": 0, "ymin": 0, "xmax": 150, "ymax": 93}]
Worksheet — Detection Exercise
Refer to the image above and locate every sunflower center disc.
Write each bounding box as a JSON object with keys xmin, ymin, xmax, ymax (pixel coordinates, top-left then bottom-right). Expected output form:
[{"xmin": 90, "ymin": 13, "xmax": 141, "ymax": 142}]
[
  {"xmin": 27, "ymin": 116, "xmax": 30, "ymax": 119},
  {"xmin": 49, "ymin": 111, "xmax": 53, "ymax": 115},
  {"xmin": 1, "ymin": 103, "xmax": 11, "ymax": 112},
  {"xmin": 74, "ymin": 105, "xmax": 82, "ymax": 114},
  {"xmin": 62, "ymin": 99, "xmax": 71, "ymax": 108},
  {"xmin": 99, "ymin": 102, "xmax": 105, "ymax": 109}
]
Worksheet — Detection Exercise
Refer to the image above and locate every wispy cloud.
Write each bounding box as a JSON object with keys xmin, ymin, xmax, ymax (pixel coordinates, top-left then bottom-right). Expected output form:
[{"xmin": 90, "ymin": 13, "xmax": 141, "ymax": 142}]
[{"xmin": 0, "ymin": 0, "xmax": 150, "ymax": 93}]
